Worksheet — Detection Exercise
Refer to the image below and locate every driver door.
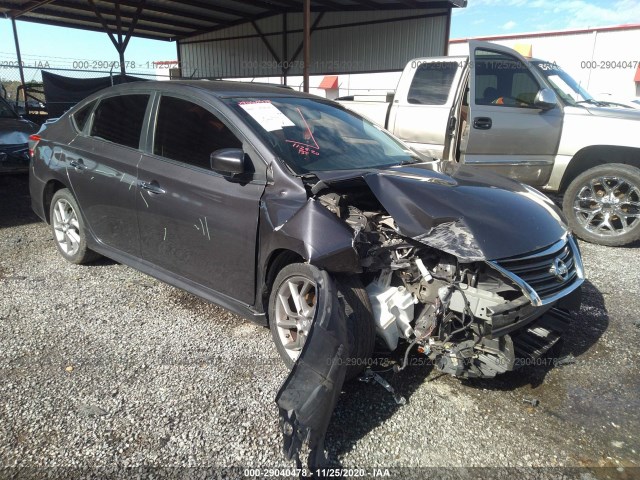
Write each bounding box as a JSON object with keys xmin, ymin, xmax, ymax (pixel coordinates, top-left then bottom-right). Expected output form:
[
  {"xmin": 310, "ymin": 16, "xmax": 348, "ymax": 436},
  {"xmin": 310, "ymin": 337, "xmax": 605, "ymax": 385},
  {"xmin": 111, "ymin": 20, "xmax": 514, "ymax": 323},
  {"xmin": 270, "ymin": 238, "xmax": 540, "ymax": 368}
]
[
  {"xmin": 461, "ymin": 41, "xmax": 563, "ymax": 186},
  {"xmin": 136, "ymin": 94, "xmax": 266, "ymax": 304}
]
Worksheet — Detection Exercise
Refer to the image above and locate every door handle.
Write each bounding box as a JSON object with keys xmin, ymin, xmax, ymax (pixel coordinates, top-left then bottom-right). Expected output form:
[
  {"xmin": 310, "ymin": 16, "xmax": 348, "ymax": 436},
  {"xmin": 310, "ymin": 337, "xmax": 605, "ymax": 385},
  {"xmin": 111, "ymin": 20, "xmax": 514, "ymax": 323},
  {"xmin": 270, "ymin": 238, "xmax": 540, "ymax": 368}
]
[
  {"xmin": 473, "ymin": 117, "xmax": 492, "ymax": 130},
  {"xmin": 69, "ymin": 159, "xmax": 86, "ymax": 171},
  {"xmin": 139, "ymin": 181, "xmax": 166, "ymax": 195}
]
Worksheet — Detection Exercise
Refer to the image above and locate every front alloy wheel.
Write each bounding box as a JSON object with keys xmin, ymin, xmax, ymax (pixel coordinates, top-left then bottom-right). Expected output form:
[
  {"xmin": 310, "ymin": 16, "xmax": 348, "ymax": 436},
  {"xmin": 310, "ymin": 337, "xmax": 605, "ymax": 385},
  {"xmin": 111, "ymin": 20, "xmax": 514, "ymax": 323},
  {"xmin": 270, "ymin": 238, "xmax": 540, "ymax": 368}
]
[
  {"xmin": 563, "ymin": 164, "xmax": 640, "ymax": 246},
  {"xmin": 268, "ymin": 263, "xmax": 376, "ymax": 380},
  {"xmin": 273, "ymin": 274, "xmax": 317, "ymax": 362}
]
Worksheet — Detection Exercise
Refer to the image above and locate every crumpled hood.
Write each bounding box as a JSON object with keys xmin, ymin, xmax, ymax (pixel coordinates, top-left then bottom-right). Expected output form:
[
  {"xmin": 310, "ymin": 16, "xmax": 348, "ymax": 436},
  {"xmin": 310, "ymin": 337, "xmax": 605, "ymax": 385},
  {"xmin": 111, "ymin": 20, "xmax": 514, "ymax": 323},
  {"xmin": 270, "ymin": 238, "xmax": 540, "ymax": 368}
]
[
  {"xmin": 0, "ymin": 118, "xmax": 39, "ymax": 145},
  {"xmin": 314, "ymin": 161, "xmax": 568, "ymax": 261}
]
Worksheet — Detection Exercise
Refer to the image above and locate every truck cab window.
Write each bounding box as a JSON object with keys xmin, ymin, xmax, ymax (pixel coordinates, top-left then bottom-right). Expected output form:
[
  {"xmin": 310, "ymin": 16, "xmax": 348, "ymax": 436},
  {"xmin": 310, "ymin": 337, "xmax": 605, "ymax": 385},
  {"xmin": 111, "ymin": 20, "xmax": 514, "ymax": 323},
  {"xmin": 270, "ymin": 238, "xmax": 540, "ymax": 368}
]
[
  {"xmin": 474, "ymin": 49, "xmax": 540, "ymax": 108},
  {"xmin": 407, "ymin": 62, "xmax": 459, "ymax": 105}
]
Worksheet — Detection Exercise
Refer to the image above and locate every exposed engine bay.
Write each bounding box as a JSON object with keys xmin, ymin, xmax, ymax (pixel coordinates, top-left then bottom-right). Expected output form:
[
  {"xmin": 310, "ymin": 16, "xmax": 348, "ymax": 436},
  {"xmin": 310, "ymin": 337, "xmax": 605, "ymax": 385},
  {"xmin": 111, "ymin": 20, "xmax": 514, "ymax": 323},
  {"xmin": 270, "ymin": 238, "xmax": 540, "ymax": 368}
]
[{"xmin": 315, "ymin": 185, "xmax": 580, "ymax": 379}]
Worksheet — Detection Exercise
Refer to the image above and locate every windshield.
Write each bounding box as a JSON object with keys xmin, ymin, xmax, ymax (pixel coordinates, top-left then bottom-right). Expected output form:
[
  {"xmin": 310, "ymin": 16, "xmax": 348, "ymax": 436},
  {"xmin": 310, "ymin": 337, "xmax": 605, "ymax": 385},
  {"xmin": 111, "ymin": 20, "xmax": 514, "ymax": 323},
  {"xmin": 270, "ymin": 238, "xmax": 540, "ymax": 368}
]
[
  {"xmin": 225, "ymin": 97, "xmax": 418, "ymax": 174},
  {"xmin": 0, "ymin": 97, "xmax": 19, "ymax": 119},
  {"xmin": 530, "ymin": 60, "xmax": 595, "ymax": 106}
]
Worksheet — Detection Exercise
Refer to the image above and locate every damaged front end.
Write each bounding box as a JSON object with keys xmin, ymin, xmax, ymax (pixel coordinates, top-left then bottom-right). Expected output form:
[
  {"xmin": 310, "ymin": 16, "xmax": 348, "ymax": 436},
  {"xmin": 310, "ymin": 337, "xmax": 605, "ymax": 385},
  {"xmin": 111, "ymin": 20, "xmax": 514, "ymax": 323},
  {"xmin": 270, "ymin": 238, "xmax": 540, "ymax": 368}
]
[
  {"xmin": 312, "ymin": 179, "xmax": 584, "ymax": 379},
  {"xmin": 276, "ymin": 164, "xmax": 584, "ymax": 466}
]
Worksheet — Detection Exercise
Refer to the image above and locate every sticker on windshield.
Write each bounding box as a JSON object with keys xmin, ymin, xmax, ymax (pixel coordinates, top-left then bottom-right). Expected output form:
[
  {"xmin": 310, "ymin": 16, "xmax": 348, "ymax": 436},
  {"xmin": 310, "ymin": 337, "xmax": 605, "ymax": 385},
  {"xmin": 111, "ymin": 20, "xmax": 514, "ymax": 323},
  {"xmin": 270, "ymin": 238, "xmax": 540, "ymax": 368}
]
[
  {"xmin": 238, "ymin": 100, "xmax": 295, "ymax": 132},
  {"xmin": 286, "ymin": 107, "xmax": 320, "ymax": 157}
]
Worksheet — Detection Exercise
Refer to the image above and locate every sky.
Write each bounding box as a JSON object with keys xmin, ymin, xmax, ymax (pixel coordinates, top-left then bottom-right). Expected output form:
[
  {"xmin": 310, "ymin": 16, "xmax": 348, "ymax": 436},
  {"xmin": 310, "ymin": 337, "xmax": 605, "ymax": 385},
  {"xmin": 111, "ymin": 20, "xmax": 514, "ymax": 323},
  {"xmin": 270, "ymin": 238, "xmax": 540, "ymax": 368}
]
[
  {"xmin": 451, "ymin": 0, "xmax": 640, "ymax": 38},
  {"xmin": 1, "ymin": 0, "xmax": 640, "ymax": 74}
]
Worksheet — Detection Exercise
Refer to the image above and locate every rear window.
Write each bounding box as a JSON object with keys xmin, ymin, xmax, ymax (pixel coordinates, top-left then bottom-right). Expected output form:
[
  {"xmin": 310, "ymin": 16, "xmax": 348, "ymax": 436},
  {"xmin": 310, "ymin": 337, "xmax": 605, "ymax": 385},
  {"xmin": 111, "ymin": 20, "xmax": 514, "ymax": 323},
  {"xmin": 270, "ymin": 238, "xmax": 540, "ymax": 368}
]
[
  {"xmin": 407, "ymin": 62, "xmax": 458, "ymax": 105},
  {"xmin": 90, "ymin": 95, "xmax": 149, "ymax": 149},
  {"xmin": 72, "ymin": 101, "xmax": 95, "ymax": 133}
]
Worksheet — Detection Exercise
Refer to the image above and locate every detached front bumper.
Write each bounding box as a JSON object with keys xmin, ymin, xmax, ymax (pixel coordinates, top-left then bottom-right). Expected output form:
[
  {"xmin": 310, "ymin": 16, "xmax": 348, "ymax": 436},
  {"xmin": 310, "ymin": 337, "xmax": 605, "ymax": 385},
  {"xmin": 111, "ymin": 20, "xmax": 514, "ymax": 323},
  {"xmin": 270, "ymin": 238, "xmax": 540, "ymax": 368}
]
[{"xmin": 276, "ymin": 269, "xmax": 349, "ymax": 470}]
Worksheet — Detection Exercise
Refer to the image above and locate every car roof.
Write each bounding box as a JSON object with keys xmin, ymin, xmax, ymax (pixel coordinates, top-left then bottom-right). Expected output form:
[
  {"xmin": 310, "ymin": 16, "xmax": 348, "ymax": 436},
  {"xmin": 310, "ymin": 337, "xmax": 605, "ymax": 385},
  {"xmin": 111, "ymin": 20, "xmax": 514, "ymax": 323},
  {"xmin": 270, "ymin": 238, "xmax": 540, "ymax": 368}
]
[{"xmin": 99, "ymin": 79, "xmax": 316, "ymax": 100}]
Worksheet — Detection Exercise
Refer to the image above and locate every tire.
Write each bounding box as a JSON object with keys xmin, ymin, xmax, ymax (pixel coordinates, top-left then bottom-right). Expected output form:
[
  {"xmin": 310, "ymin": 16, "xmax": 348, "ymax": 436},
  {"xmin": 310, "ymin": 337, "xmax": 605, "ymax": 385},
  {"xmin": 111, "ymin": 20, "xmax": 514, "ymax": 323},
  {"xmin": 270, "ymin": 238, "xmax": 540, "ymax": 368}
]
[
  {"xmin": 50, "ymin": 189, "xmax": 100, "ymax": 264},
  {"xmin": 562, "ymin": 163, "xmax": 640, "ymax": 247},
  {"xmin": 268, "ymin": 263, "xmax": 375, "ymax": 381}
]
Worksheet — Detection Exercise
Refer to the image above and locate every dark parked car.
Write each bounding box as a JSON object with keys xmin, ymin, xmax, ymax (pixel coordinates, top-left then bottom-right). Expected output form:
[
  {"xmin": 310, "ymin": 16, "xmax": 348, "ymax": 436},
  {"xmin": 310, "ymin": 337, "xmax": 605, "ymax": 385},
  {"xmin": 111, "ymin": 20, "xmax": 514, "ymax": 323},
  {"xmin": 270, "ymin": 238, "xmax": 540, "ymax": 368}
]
[
  {"xmin": 0, "ymin": 96, "xmax": 39, "ymax": 173},
  {"xmin": 29, "ymin": 81, "xmax": 584, "ymax": 468}
]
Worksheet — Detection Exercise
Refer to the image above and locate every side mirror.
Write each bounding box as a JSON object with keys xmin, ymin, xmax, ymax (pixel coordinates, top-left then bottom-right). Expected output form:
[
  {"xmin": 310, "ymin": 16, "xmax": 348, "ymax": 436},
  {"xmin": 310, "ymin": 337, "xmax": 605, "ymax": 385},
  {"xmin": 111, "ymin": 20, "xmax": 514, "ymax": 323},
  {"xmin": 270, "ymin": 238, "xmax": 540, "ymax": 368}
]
[
  {"xmin": 210, "ymin": 148, "xmax": 245, "ymax": 175},
  {"xmin": 534, "ymin": 88, "xmax": 558, "ymax": 110}
]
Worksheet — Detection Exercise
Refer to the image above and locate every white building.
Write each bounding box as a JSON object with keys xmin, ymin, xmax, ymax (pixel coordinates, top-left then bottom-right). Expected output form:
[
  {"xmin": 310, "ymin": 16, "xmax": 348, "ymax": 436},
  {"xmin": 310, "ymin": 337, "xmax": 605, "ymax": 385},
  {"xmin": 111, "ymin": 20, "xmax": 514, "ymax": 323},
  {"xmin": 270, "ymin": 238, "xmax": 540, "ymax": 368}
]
[{"xmin": 448, "ymin": 24, "xmax": 640, "ymax": 100}]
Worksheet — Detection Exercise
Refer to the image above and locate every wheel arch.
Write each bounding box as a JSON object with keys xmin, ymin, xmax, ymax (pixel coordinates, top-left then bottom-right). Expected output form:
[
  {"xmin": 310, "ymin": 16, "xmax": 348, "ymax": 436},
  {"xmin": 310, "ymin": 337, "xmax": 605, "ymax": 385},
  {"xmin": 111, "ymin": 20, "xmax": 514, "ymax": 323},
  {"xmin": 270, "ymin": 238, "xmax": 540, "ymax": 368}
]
[
  {"xmin": 261, "ymin": 249, "xmax": 305, "ymax": 318},
  {"xmin": 42, "ymin": 179, "xmax": 69, "ymax": 224},
  {"xmin": 560, "ymin": 145, "xmax": 640, "ymax": 193}
]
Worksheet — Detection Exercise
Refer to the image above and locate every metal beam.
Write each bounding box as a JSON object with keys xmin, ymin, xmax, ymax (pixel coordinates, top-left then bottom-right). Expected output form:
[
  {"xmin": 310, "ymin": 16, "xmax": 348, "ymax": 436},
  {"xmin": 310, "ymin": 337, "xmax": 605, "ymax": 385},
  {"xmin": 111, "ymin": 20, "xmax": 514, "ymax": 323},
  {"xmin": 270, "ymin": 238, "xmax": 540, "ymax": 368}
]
[
  {"xmin": 113, "ymin": 0, "xmax": 234, "ymax": 25},
  {"xmin": 7, "ymin": 0, "xmax": 56, "ymax": 18},
  {"xmin": 23, "ymin": 9, "xmax": 185, "ymax": 36},
  {"xmin": 303, "ymin": 0, "xmax": 310, "ymax": 93},
  {"xmin": 1, "ymin": 0, "xmax": 231, "ymax": 30},
  {"xmin": 285, "ymin": 12, "xmax": 325, "ymax": 67},
  {"xmin": 87, "ymin": 0, "xmax": 120, "ymax": 50},
  {"xmin": 17, "ymin": 2, "xmax": 200, "ymax": 32},
  {"xmin": 166, "ymin": 0, "xmax": 247, "ymax": 18},
  {"xmin": 17, "ymin": 16, "xmax": 170, "ymax": 41},
  {"xmin": 122, "ymin": 0, "xmax": 146, "ymax": 51},
  {"xmin": 282, "ymin": 13, "xmax": 288, "ymax": 85},
  {"xmin": 443, "ymin": 6, "xmax": 451, "ymax": 55},
  {"xmin": 11, "ymin": 17, "xmax": 26, "ymax": 105},
  {"xmin": 251, "ymin": 20, "xmax": 281, "ymax": 64}
]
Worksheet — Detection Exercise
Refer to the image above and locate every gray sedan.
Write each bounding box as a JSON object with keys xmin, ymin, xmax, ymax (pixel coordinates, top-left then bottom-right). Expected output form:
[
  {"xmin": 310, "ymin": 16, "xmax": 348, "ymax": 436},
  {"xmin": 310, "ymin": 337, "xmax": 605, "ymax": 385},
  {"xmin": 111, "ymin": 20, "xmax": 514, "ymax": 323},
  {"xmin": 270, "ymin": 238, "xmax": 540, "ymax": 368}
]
[{"xmin": 29, "ymin": 80, "xmax": 583, "ymax": 469}]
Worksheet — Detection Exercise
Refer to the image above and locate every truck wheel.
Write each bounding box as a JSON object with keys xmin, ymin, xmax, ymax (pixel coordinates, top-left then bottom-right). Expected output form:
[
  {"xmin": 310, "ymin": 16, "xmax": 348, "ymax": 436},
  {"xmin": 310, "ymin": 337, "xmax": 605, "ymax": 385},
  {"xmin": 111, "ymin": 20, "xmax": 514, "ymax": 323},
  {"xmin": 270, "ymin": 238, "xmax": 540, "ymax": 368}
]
[
  {"xmin": 268, "ymin": 263, "xmax": 375, "ymax": 381},
  {"xmin": 563, "ymin": 163, "xmax": 640, "ymax": 246}
]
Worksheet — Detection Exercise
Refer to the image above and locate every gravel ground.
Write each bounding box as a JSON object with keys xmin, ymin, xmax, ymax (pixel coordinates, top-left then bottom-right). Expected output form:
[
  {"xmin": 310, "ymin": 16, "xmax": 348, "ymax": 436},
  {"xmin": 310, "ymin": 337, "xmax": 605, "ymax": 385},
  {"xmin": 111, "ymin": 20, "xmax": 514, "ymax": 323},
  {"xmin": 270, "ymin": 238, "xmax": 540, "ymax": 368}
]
[{"xmin": 1, "ymin": 174, "xmax": 639, "ymax": 479}]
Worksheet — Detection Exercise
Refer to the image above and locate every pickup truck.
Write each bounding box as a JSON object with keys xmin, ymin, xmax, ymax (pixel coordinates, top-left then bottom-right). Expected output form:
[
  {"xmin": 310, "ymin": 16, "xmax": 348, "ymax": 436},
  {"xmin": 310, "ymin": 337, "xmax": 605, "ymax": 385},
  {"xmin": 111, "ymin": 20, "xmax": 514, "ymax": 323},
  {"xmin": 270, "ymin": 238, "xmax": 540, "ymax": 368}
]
[{"xmin": 338, "ymin": 41, "xmax": 640, "ymax": 247}]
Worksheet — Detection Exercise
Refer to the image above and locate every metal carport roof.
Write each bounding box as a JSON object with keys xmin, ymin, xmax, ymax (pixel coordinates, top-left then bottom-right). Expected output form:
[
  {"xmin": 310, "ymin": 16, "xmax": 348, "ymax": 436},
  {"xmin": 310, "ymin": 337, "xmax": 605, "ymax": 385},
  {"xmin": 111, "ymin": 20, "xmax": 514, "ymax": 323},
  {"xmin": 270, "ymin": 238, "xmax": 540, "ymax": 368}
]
[
  {"xmin": 2, "ymin": 0, "xmax": 466, "ymax": 93},
  {"xmin": 1, "ymin": 1, "xmax": 466, "ymax": 42}
]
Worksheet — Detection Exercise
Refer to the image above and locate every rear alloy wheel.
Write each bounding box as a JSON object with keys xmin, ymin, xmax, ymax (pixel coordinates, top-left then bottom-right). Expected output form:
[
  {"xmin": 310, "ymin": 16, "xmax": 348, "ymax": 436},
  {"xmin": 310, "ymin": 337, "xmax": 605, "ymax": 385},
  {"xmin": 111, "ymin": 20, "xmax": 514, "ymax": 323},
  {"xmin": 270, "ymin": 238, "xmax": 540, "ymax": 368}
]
[
  {"xmin": 563, "ymin": 164, "xmax": 640, "ymax": 246},
  {"xmin": 268, "ymin": 263, "xmax": 375, "ymax": 380},
  {"xmin": 50, "ymin": 189, "xmax": 100, "ymax": 264}
]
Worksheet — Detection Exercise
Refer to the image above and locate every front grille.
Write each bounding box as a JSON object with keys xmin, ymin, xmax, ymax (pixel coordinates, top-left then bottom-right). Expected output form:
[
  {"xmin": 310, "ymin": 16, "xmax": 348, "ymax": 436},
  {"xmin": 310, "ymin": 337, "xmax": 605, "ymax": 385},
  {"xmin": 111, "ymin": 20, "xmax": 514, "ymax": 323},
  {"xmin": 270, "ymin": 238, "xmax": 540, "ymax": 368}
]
[
  {"xmin": 491, "ymin": 236, "xmax": 584, "ymax": 306},
  {"xmin": 512, "ymin": 308, "xmax": 572, "ymax": 361}
]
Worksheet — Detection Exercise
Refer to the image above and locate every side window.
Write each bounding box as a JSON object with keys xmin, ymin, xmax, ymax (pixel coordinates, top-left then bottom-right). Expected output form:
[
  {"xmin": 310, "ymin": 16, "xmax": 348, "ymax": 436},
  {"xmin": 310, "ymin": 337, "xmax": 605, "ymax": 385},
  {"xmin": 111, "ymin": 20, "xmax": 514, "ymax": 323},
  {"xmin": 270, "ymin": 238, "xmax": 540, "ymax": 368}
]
[
  {"xmin": 72, "ymin": 101, "xmax": 96, "ymax": 133},
  {"xmin": 90, "ymin": 94, "xmax": 149, "ymax": 149},
  {"xmin": 153, "ymin": 96, "xmax": 242, "ymax": 170},
  {"xmin": 474, "ymin": 49, "xmax": 540, "ymax": 108},
  {"xmin": 407, "ymin": 62, "xmax": 458, "ymax": 105}
]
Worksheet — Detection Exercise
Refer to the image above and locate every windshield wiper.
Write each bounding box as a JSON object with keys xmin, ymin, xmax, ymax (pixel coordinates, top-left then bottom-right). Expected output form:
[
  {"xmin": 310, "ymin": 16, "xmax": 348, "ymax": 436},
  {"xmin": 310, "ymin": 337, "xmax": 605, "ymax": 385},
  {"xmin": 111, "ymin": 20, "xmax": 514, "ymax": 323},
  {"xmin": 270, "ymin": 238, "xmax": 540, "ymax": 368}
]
[{"xmin": 576, "ymin": 99, "xmax": 605, "ymax": 107}]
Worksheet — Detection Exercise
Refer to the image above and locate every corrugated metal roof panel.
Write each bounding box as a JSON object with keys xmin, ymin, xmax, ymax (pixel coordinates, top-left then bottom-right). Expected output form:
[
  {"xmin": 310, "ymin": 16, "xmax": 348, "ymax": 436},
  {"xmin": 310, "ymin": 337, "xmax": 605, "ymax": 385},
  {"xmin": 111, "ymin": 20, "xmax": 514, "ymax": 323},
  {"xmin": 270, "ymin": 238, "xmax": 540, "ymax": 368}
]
[
  {"xmin": 1, "ymin": 0, "xmax": 464, "ymax": 41},
  {"xmin": 179, "ymin": 9, "xmax": 449, "ymax": 78}
]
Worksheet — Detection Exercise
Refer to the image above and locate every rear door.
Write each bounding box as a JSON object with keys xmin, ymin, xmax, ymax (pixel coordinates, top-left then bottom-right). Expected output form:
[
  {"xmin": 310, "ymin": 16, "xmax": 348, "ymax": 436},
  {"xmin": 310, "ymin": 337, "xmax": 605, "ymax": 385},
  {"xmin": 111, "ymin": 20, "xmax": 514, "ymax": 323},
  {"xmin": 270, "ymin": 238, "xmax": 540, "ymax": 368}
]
[
  {"xmin": 462, "ymin": 41, "xmax": 563, "ymax": 186},
  {"xmin": 66, "ymin": 93, "xmax": 150, "ymax": 257},
  {"xmin": 390, "ymin": 57, "xmax": 467, "ymax": 158},
  {"xmin": 136, "ymin": 94, "xmax": 266, "ymax": 304}
]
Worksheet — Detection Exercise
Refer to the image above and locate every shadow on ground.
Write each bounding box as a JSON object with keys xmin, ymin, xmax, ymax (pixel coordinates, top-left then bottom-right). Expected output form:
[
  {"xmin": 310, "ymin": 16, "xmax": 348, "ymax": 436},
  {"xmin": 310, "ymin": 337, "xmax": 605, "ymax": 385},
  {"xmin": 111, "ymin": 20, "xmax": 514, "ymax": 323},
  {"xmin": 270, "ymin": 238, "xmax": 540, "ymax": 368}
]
[{"xmin": 0, "ymin": 174, "xmax": 39, "ymax": 229}]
